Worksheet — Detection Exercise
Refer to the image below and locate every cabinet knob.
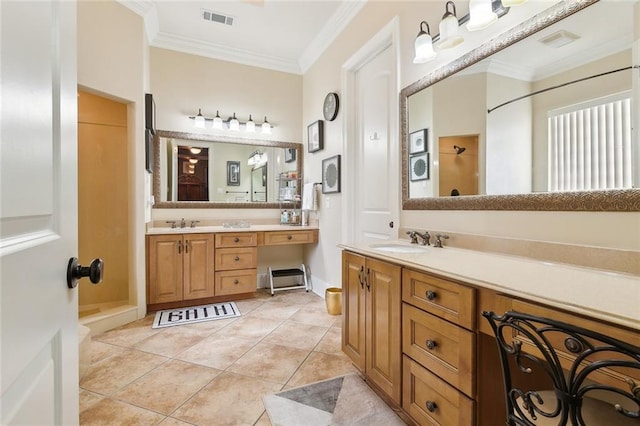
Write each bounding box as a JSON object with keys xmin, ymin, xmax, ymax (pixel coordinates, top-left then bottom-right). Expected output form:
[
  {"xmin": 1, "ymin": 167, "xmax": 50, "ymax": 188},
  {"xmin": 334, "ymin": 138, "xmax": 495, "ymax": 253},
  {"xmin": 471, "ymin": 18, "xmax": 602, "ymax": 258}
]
[
  {"xmin": 287, "ymin": 235, "xmax": 293, "ymax": 240},
  {"xmin": 425, "ymin": 339, "xmax": 437, "ymax": 350},
  {"xmin": 425, "ymin": 401, "xmax": 437, "ymax": 412},
  {"xmin": 234, "ymin": 256, "xmax": 240, "ymax": 261},
  {"xmin": 233, "ymin": 279, "xmax": 239, "ymax": 285},
  {"xmin": 426, "ymin": 290, "xmax": 437, "ymax": 301},
  {"xmin": 234, "ymin": 237, "xmax": 240, "ymax": 243}
]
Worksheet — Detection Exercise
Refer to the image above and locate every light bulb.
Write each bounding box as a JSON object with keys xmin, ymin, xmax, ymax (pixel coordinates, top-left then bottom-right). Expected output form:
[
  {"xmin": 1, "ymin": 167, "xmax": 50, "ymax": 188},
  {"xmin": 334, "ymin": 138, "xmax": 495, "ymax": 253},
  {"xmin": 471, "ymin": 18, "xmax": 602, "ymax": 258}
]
[
  {"xmin": 466, "ymin": 0, "xmax": 497, "ymax": 32},
  {"xmin": 194, "ymin": 108, "xmax": 205, "ymax": 129},
  {"xmin": 229, "ymin": 113, "xmax": 240, "ymax": 131},
  {"xmin": 246, "ymin": 114, "xmax": 255, "ymax": 133},
  {"xmin": 212, "ymin": 110, "xmax": 223, "ymax": 129},
  {"xmin": 189, "ymin": 158, "xmax": 198, "ymax": 164},
  {"xmin": 261, "ymin": 116, "xmax": 272, "ymax": 135},
  {"xmin": 190, "ymin": 147, "xmax": 201, "ymax": 154},
  {"xmin": 438, "ymin": 1, "xmax": 464, "ymax": 49},
  {"xmin": 413, "ymin": 21, "xmax": 436, "ymax": 64}
]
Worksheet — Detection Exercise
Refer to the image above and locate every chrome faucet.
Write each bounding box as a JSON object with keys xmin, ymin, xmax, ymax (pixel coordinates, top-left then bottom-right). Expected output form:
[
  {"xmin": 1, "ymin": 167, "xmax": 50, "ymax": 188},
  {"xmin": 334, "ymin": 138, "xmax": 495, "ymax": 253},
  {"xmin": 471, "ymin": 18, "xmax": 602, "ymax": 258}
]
[
  {"xmin": 180, "ymin": 218, "xmax": 186, "ymax": 228},
  {"xmin": 406, "ymin": 231, "xmax": 431, "ymax": 245},
  {"xmin": 166, "ymin": 220, "xmax": 177, "ymax": 229},
  {"xmin": 433, "ymin": 234, "xmax": 449, "ymax": 248},
  {"xmin": 190, "ymin": 220, "xmax": 200, "ymax": 228},
  {"xmin": 406, "ymin": 231, "xmax": 419, "ymax": 244}
]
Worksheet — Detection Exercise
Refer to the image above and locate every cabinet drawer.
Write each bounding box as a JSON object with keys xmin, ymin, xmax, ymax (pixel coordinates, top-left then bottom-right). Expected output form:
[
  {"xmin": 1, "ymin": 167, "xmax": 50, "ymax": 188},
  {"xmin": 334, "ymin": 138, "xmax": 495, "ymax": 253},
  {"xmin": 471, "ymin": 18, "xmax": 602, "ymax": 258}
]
[
  {"xmin": 215, "ymin": 247, "xmax": 257, "ymax": 271},
  {"xmin": 215, "ymin": 232, "xmax": 257, "ymax": 248},
  {"xmin": 215, "ymin": 269, "xmax": 257, "ymax": 295},
  {"xmin": 403, "ymin": 268, "xmax": 475, "ymax": 330},
  {"xmin": 403, "ymin": 303, "xmax": 475, "ymax": 397},
  {"xmin": 263, "ymin": 229, "xmax": 317, "ymax": 245},
  {"xmin": 403, "ymin": 356, "xmax": 474, "ymax": 426}
]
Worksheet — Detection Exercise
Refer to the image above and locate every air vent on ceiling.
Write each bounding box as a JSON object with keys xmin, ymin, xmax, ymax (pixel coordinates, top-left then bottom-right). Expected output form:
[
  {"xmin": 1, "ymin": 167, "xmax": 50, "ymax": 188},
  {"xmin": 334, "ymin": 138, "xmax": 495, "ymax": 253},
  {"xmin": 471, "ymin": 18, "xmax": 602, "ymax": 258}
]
[
  {"xmin": 539, "ymin": 30, "xmax": 580, "ymax": 48},
  {"xmin": 202, "ymin": 9, "xmax": 234, "ymax": 26}
]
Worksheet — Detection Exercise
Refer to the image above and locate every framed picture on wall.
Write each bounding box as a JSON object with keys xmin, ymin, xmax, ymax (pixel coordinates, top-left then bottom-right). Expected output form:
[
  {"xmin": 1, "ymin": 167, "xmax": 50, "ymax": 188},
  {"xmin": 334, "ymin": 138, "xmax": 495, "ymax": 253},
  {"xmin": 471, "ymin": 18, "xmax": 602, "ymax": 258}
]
[
  {"xmin": 322, "ymin": 155, "xmax": 341, "ymax": 194},
  {"xmin": 227, "ymin": 161, "xmax": 240, "ymax": 186},
  {"xmin": 307, "ymin": 120, "xmax": 324, "ymax": 153},
  {"xmin": 285, "ymin": 148, "xmax": 296, "ymax": 163},
  {"xmin": 409, "ymin": 128, "xmax": 428, "ymax": 155},
  {"xmin": 410, "ymin": 153, "xmax": 429, "ymax": 181}
]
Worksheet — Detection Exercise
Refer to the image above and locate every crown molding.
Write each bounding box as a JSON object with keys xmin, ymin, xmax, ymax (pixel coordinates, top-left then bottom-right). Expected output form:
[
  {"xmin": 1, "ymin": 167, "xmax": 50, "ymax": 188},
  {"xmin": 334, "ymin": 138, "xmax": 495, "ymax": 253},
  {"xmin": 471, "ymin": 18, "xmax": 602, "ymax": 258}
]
[
  {"xmin": 152, "ymin": 31, "xmax": 302, "ymax": 74},
  {"xmin": 298, "ymin": 0, "xmax": 368, "ymax": 73}
]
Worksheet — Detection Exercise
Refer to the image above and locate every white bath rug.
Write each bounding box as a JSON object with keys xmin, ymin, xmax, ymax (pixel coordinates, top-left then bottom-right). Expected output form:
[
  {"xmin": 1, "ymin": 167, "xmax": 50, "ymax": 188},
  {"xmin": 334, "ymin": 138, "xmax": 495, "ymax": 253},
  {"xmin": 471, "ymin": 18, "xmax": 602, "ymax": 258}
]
[{"xmin": 152, "ymin": 302, "xmax": 241, "ymax": 329}]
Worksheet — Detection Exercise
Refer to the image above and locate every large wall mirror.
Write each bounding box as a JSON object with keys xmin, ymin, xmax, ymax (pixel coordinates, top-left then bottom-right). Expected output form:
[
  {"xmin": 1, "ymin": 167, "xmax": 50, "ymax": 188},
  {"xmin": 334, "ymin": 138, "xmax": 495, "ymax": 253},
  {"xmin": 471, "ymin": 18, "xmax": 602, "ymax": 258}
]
[
  {"xmin": 153, "ymin": 130, "xmax": 303, "ymax": 208},
  {"xmin": 401, "ymin": 0, "xmax": 640, "ymax": 210}
]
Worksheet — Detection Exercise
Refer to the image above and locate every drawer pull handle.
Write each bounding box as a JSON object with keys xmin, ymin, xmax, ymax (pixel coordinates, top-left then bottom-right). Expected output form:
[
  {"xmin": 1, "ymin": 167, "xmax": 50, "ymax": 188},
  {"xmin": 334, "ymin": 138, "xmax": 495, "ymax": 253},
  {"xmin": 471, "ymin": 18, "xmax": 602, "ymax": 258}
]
[
  {"xmin": 425, "ymin": 401, "xmax": 437, "ymax": 412},
  {"xmin": 425, "ymin": 339, "xmax": 437, "ymax": 350},
  {"xmin": 234, "ymin": 237, "xmax": 240, "ymax": 243},
  {"xmin": 425, "ymin": 290, "xmax": 437, "ymax": 301},
  {"xmin": 287, "ymin": 235, "xmax": 293, "ymax": 240},
  {"xmin": 234, "ymin": 256, "xmax": 240, "ymax": 261},
  {"xmin": 233, "ymin": 279, "xmax": 239, "ymax": 285}
]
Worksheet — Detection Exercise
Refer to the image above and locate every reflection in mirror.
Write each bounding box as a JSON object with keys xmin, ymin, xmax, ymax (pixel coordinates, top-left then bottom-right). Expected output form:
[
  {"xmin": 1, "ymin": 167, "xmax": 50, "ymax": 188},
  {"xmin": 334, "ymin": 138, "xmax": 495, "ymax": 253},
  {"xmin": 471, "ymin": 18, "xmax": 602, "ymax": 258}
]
[
  {"xmin": 153, "ymin": 130, "xmax": 302, "ymax": 208},
  {"xmin": 402, "ymin": 0, "xmax": 640, "ymax": 211}
]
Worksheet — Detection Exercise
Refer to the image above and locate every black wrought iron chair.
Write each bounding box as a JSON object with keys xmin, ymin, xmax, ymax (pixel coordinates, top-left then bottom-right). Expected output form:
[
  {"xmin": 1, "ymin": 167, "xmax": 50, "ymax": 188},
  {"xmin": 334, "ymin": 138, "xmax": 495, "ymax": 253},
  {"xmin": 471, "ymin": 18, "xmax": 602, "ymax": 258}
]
[{"xmin": 482, "ymin": 310, "xmax": 640, "ymax": 425}]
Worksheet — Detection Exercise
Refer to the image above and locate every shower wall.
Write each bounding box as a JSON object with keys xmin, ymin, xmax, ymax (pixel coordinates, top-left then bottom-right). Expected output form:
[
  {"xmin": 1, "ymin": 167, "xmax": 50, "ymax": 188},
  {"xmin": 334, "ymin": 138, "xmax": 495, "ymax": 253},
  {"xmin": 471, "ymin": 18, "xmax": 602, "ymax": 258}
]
[{"xmin": 78, "ymin": 90, "xmax": 130, "ymax": 312}]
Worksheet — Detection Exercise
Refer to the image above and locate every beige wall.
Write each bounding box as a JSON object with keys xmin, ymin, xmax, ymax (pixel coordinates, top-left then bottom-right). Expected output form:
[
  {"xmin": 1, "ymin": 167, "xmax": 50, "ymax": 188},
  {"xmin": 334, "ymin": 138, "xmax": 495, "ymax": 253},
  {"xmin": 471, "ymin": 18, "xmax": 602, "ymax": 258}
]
[
  {"xmin": 301, "ymin": 1, "xmax": 640, "ymax": 293},
  {"xmin": 78, "ymin": 0, "xmax": 147, "ymax": 318}
]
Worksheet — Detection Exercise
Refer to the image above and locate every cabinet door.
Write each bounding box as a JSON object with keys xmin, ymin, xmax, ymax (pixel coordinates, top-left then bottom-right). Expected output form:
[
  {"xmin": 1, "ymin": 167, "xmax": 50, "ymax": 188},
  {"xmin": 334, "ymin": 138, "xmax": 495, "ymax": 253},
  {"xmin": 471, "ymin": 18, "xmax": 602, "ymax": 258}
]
[
  {"xmin": 366, "ymin": 257, "xmax": 402, "ymax": 405},
  {"xmin": 183, "ymin": 233, "xmax": 215, "ymax": 300},
  {"xmin": 148, "ymin": 234, "xmax": 184, "ymax": 304},
  {"xmin": 342, "ymin": 251, "xmax": 366, "ymax": 371}
]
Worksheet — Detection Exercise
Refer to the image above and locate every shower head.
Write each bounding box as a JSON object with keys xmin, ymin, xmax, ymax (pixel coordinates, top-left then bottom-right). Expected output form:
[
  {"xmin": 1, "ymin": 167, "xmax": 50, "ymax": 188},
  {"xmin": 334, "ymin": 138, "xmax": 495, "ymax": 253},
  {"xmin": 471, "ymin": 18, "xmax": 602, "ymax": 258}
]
[{"xmin": 453, "ymin": 145, "xmax": 466, "ymax": 155}]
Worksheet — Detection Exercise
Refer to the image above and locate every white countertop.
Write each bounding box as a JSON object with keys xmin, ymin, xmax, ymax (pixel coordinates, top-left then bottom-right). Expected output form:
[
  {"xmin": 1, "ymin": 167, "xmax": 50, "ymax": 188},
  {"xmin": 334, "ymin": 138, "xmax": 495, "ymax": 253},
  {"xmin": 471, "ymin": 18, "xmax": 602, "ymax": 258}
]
[
  {"xmin": 339, "ymin": 241, "xmax": 640, "ymax": 331},
  {"xmin": 146, "ymin": 224, "xmax": 319, "ymax": 235}
]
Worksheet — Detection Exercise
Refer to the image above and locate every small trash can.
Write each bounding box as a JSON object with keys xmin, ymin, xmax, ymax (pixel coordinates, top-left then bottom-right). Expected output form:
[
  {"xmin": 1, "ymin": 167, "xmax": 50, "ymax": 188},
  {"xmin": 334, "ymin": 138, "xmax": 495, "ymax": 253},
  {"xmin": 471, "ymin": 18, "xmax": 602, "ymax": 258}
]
[{"xmin": 325, "ymin": 287, "xmax": 342, "ymax": 315}]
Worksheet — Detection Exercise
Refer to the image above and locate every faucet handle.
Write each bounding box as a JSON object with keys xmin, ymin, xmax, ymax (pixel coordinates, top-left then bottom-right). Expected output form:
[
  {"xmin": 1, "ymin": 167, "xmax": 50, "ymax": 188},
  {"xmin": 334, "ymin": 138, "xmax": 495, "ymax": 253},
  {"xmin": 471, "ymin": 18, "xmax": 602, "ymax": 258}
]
[
  {"xmin": 419, "ymin": 231, "xmax": 431, "ymax": 246},
  {"xmin": 406, "ymin": 231, "xmax": 418, "ymax": 244},
  {"xmin": 434, "ymin": 234, "xmax": 449, "ymax": 248},
  {"xmin": 165, "ymin": 220, "xmax": 177, "ymax": 229},
  {"xmin": 190, "ymin": 220, "xmax": 200, "ymax": 228}
]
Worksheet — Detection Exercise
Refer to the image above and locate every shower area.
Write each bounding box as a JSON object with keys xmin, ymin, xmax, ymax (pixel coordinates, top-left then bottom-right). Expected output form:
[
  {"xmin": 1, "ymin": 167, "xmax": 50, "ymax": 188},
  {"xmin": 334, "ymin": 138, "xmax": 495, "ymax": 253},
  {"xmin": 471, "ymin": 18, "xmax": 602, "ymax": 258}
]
[{"xmin": 77, "ymin": 90, "xmax": 137, "ymax": 333}]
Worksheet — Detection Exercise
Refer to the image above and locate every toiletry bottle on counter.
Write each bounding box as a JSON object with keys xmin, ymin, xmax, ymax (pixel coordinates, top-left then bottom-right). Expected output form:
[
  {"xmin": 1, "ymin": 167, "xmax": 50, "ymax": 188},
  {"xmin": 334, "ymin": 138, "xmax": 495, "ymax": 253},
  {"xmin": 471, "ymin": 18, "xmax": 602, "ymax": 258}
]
[
  {"xmin": 291, "ymin": 210, "xmax": 299, "ymax": 225},
  {"xmin": 281, "ymin": 210, "xmax": 289, "ymax": 224}
]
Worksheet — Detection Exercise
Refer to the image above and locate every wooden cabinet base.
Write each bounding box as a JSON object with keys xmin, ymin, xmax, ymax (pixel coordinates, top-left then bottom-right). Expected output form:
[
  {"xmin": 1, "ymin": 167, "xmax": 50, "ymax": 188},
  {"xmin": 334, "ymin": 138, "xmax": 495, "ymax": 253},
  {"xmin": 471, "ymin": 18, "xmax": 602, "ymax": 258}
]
[{"xmin": 147, "ymin": 292, "xmax": 255, "ymax": 313}]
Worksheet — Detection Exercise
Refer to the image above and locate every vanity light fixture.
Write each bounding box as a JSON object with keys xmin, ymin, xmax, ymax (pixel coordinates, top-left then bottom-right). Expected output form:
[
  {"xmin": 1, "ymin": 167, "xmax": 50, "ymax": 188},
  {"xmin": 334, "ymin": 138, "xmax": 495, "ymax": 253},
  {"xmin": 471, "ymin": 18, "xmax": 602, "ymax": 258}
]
[
  {"xmin": 245, "ymin": 114, "xmax": 256, "ymax": 133},
  {"xmin": 190, "ymin": 147, "xmax": 202, "ymax": 154},
  {"xmin": 262, "ymin": 116, "xmax": 272, "ymax": 135},
  {"xmin": 189, "ymin": 158, "xmax": 198, "ymax": 164},
  {"xmin": 194, "ymin": 108, "xmax": 206, "ymax": 129},
  {"xmin": 438, "ymin": 1, "xmax": 464, "ymax": 49},
  {"xmin": 247, "ymin": 150, "xmax": 267, "ymax": 167},
  {"xmin": 212, "ymin": 110, "xmax": 223, "ymax": 129},
  {"xmin": 229, "ymin": 113, "xmax": 240, "ymax": 131},
  {"xmin": 466, "ymin": 0, "xmax": 498, "ymax": 31},
  {"xmin": 189, "ymin": 110, "xmax": 275, "ymax": 133},
  {"xmin": 413, "ymin": 21, "xmax": 437, "ymax": 64}
]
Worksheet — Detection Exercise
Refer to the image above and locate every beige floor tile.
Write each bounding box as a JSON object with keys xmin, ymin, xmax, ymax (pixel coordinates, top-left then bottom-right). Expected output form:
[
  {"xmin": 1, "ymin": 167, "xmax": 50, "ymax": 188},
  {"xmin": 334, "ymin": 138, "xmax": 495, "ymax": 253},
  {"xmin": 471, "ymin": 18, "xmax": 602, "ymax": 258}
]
[
  {"xmin": 79, "ymin": 398, "xmax": 165, "ymax": 426},
  {"xmin": 286, "ymin": 351, "xmax": 358, "ymax": 388},
  {"xmin": 227, "ymin": 342, "xmax": 309, "ymax": 384},
  {"xmin": 262, "ymin": 320, "xmax": 328, "ymax": 351},
  {"xmin": 288, "ymin": 301, "xmax": 338, "ymax": 328},
  {"xmin": 93, "ymin": 315, "xmax": 161, "ymax": 347},
  {"xmin": 172, "ymin": 372, "xmax": 281, "ymax": 426},
  {"xmin": 89, "ymin": 341, "xmax": 126, "ymax": 364},
  {"xmin": 79, "ymin": 389, "xmax": 104, "ymax": 413},
  {"xmin": 265, "ymin": 290, "xmax": 320, "ymax": 306},
  {"xmin": 176, "ymin": 333, "xmax": 256, "ymax": 370},
  {"xmin": 158, "ymin": 417, "xmax": 195, "ymax": 426},
  {"xmin": 254, "ymin": 411, "xmax": 271, "ymax": 425},
  {"xmin": 113, "ymin": 359, "xmax": 220, "ymax": 415},
  {"xmin": 313, "ymin": 325, "xmax": 343, "ymax": 355},
  {"xmin": 220, "ymin": 315, "xmax": 283, "ymax": 340},
  {"xmin": 80, "ymin": 348, "xmax": 167, "ymax": 395},
  {"xmin": 132, "ymin": 326, "xmax": 212, "ymax": 357},
  {"xmin": 234, "ymin": 297, "xmax": 267, "ymax": 314},
  {"xmin": 247, "ymin": 302, "xmax": 304, "ymax": 320},
  {"xmin": 182, "ymin": 315, "xmax": 238, "ymax": 333}
]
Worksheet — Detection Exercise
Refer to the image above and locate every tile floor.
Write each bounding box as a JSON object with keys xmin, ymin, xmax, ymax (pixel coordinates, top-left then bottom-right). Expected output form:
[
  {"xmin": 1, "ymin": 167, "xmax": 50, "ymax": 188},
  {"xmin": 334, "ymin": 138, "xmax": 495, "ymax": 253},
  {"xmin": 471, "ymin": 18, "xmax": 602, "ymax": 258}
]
[{"xmin": 79, "ymin": 290, "xmax": 359, "ymax": 426}]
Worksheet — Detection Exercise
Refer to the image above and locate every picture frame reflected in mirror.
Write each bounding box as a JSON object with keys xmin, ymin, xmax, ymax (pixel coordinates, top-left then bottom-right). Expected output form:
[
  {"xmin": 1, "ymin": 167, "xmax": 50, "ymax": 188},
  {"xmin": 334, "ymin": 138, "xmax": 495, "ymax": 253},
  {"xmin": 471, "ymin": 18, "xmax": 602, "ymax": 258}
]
[
  {"xmin": 409, "ymin": 128, "xmax": 428, "ymax": 155},
  {"xmin": 227, "ymin": 161, "xmax": 240, "ymax": 186}
]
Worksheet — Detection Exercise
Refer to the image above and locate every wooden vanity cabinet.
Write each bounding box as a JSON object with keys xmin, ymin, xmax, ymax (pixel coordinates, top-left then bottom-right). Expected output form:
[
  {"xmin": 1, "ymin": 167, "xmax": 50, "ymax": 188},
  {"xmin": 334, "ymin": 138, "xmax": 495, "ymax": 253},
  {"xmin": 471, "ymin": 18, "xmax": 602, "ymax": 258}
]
[
  {"xmin": 147, "ymin": 233, "xmax": 215, "ymax": 305},
  {"xmin": 214, "ymin": 232, "xmax": 257, "ymax": 297},
  {"xmin": 342, "ymin": 251, "xmax": 402, "ymax": 405},
  {"xmin": 402, "ymin": 268, "xmax": 476, "ymax": 426}
]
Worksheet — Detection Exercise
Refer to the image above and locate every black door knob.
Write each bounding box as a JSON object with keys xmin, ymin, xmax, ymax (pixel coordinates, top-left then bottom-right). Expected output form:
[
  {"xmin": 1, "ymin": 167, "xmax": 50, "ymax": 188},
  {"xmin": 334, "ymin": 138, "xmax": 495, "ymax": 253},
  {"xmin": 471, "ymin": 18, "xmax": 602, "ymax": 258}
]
[
  {"xmin": 389, "ymin": 221, "xmax": 394, "ymax": 228},
  {"xmin": 67, "ymin": 258, "xmax": 104, "ymax": 289}
]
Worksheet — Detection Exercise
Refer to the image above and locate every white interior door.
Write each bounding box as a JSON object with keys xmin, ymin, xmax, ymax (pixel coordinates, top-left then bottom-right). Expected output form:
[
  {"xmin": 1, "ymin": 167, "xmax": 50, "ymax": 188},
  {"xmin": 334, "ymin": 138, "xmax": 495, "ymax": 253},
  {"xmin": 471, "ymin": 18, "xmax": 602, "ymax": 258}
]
[
  {"xmin": 354, "ymin": 45, "xmax": 398, "ymax": 243},
  {"xmin": 1, "ymin": 1, "xmax": 79, "ymax": 424}
]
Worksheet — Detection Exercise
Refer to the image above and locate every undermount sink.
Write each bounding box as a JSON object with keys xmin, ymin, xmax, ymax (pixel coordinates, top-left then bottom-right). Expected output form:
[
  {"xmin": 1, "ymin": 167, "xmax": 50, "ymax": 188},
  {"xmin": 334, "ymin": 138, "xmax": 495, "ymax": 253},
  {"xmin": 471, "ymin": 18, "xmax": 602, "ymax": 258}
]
[{"xmin": 369, "ymin": 243, "xmax": 427, "ymax": 254}]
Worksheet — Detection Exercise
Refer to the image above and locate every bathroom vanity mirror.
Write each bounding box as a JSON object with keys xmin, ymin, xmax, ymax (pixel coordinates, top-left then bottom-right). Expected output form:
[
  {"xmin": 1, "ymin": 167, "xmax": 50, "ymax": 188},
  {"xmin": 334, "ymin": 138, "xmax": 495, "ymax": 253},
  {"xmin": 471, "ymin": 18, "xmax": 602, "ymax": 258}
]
[
  {"xmin": 401, "ymin": 0, "xmax": 640, "ymax": 211},
  {"xmin": 153, "ymin": 130, "xmax": 302, "ymax": 208}
]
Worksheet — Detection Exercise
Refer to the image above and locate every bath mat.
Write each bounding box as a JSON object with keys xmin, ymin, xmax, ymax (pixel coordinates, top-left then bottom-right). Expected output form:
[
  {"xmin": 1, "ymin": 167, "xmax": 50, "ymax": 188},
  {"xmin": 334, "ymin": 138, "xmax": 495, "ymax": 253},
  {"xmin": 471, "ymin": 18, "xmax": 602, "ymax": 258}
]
[
  {"xmin": 262, "ymin": 373, "xmax": 405, "ymax": 426},
  {"xmin": 152, "ymin": 302, "xmax": 240, "ymax": 329}
]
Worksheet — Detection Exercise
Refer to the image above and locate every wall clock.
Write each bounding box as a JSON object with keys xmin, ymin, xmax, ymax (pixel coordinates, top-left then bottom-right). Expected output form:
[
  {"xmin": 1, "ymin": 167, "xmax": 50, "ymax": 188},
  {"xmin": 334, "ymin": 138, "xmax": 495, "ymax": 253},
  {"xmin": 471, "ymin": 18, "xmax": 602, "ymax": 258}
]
[{"xmin": 323, "ymin": 92, "xmax": 339, "ymax": 121}]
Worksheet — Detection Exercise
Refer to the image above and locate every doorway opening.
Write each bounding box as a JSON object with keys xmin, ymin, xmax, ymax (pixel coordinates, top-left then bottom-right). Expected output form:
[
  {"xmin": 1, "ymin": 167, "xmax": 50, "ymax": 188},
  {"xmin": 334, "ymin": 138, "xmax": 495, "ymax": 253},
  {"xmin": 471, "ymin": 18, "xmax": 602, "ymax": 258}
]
[
  {"xmin": 77, "ymin": 90, "xmax": 135, "ymax": 326},
  {"xmin": 438, "ymin": 135, "xmax": 479, "ymax": 197}
]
